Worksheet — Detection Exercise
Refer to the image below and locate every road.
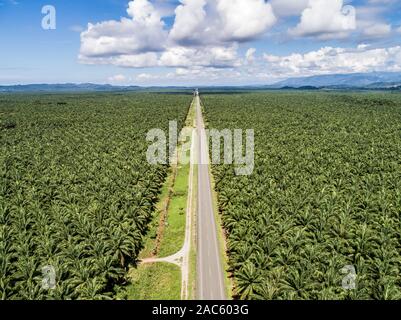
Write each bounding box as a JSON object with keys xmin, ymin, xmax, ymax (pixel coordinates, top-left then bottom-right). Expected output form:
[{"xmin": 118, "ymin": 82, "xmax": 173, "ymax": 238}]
[
  {"xmin": 142, "ymin": 93, "xmax": 226, "ymax": 300},
  {"xmin": 195, "ymin": 93, "xmax": 227, "ymax": 300}
]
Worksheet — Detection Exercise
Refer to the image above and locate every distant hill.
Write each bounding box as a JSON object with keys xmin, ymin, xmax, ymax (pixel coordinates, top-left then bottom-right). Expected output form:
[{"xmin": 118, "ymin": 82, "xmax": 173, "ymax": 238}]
[
  {"xmin": 1, "ymin": 73, "xmax": 401, "ymax": 93},
  {"xmin": 0, "ymin": 83, "xmax": 142, "ymax": 93},
  {"xmin": 271, "ymin": 72, "xmax": 401, "ymax": 89}
]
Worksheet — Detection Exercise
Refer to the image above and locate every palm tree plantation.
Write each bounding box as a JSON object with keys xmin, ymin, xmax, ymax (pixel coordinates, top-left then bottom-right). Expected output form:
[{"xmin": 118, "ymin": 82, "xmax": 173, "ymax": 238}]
[{"xmin": 0, "ymin": 93, "xmax": 190, "ymax": 299}]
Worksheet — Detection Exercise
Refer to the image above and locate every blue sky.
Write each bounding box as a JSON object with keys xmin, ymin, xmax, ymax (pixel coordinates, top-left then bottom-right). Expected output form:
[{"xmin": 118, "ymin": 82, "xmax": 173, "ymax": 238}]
[{"xmin": 0, "ymin": 0, "xmax": 401, "ymax": 85}]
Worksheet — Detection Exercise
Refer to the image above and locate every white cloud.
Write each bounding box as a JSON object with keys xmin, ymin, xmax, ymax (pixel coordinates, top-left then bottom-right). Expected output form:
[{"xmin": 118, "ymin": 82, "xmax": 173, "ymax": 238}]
[
  {"xmin": 112, "ymin": 53, "xmax": 161, "ymax": 68},
  {"xmin": 80, "ymin": 0, "xmax": 272, "ymax": 69},
  {"xmin": 216, "ymin": 0, "xmax": 276, "ymax": 41},
  {"xmin": 77, "ymin": 0, "xmax": 401, "ymax": 85},
  {"xmin": 170, "ymin": 66, "xmax": 243, "ymax": 82},
  {"xmin": 169, "ymin": 0, "xmax": 207, "ymax": 45},
  {"xmin": 270, "ymin": 0, "xmax": 309, "ymax": 17},
  {"xmin": 79, "ymin": 52, "xmax": 159, "ymax": 68},
  {"xmin": 79, "ymin": 0, "xmax": 275, "ymax": 69},
  {"xmin": 169, "ymin": 0, "xmax": 276, "ymax": 44},
  {"xmin": 83, "ymin": 44, "xmax": 240, "ymax": 69},
  {"xmin": 135, "ymin": 73, "xmax": 162, "ymax": 81},
  {"xmin": 397, "ymin": 26, "xmax": 401, "ymax": 34},
  {"xmin": 263, "ymin": 45, "xmax": 401, "ymax": 78},
  {"xmin": 113, "ymin": 44, "xmax": 401, "ymax": 85},
  {"xmin": 108, "ymin": 74, "xmax": 127, "ymax": 82},
  {"xmin": 81, "ymin": 44, "xmax": 239, "ymax": 69},
  {"xmin": 362, "ymin": 23, "xmax": 392, "ymax": 38},
  {"xmin": 131, "ymin": 67, "xmax": 245, "ymax": 85},
  {"xmin": 79, "ymin": 0, "xmax": 167, "ymax": 59},
  {"xmin": 290, "ymin": 0, "xmax": 356, "ymax": 39},
  {"xmin": 160, "ymin": 45, "xmax": 239, "ymax": 68}
]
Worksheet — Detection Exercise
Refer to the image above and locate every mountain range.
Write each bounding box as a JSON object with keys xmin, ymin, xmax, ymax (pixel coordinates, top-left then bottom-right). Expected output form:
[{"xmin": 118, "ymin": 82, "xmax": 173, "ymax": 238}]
[
  {"xmin": 1, "ymin": 72, "xmax": 401, "ymax": 92},
  {"xmin": 270, "ymin": 72, "xmax": 401, "ymax": 89}
]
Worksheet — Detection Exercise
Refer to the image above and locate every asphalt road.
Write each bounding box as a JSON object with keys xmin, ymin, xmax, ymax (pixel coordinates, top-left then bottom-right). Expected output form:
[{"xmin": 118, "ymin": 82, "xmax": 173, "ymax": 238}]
[{"xmin": 195, "ymin": 93, "xmax": 226, "ymax": 300}]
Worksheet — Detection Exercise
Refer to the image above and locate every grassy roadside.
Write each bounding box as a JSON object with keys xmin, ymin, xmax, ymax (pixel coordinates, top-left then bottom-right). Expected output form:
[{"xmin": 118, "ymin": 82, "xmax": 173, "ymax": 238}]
[
  {"xmin": 188, "ymin": 142, "xmax": 198, "ymax": 300},
  {"xmin": 200, "ymin": 97, "xmax": 233, "ymax": 299},
  {"xmin": 138, "ymin": 171, "xmax": 174, "ymax": 260},
  {"xmin": 158, "ymin": 162, "xmax": 189, "ymax": 257},
  {"xmin": 118, "ymin": 263, "xmax": 181, "ymax": 300},
  {"xmin": 159, "ymin": 97, "xmax": 196, "ymax": 257},
  {"xmin": 124, "ymin": 98, "xmax": 196, "ymax": 300}
]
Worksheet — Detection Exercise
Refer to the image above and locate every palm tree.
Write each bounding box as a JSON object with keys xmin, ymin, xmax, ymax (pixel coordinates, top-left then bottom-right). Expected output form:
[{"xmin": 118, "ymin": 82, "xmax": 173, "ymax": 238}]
[
  {"xmin": 77, "ymin": 278, "xmax": 111, "ymax": 300},
  {"xmin": 108, "ymin": 228, "xmax": 136, "ymax": 268},
  {"xmin": 236, "ymin": 262, "xmax": 263, "ymax": 300}
]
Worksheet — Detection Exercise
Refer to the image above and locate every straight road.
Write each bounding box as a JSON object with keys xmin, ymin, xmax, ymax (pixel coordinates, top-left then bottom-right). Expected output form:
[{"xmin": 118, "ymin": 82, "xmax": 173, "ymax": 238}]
[{"xmin": 195, "ymin": 93, "xmax": 226, "ymax": 300}]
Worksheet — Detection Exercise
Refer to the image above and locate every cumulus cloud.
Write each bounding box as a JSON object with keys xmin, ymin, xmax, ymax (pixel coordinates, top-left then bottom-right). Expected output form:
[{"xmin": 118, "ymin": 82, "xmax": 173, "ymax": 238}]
[
  {"xmin": 160, "ymin": 45, "xmax": 239, "ymax": 68},
  {"xmin": 216, "ymin": 0, "xmax": 276, "ymax": 41},
  {"xmin": 169, "ymin": 0, "xmax": 208, "ymax": 45},
  {"xmin": 263, "ymin": 45, "xmax": 401, "ymax": 78},
  {"xmin": 81, "ymin": 45, "xmax": 239, "ymax": 69},
  {"xmin": 131, "ymin": 66, "xmax": 245, "ymax": 85},
  {"xmin": 80, "ymin": 0, "xmax": 166, "ymax": 59},
  {"xmin": 79, "ymin": 0, "xmax": 276, "ymax": 69},
  {"xmin": 135, "ymin": 73, "xmax": 163, "ymax": 81},
  {"xmin": 78, "ymin": 0, "xmax": 401, "ymax": 84},
  {"xmin": 169, "ymin": 66, "xmax": 243, "ymax": 82},
  {"xmin": 270, "ymin": 0, "xmax": 309, "ymax": 17},
  {"xmin": 169, "ymin": 0, "xmax": 276, "ymax": 45},
  {"xmin": 121, "ymin": 44, "xmax": 401, "ymax": 85},
  {"xmin": 290, "ymin": 0, "xmax": 356, "ymax": 39},
  {"xmin": 80, "ymin": 52, "xmax": 159, "ymax": 68}
]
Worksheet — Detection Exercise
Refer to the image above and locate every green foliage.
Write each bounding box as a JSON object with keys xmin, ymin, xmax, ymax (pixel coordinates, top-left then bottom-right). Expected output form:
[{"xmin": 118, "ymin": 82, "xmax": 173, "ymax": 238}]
[
  {"xmin": 0, "ymin": 92, "xmax": 190, "ymax": 300},
  {"xmin": 0, "ymin": 119, "xmax": 16, "ymax": 130},
  {"xmin": 204, "ymin": 92, "xmax": 401, "ymax": 300}
]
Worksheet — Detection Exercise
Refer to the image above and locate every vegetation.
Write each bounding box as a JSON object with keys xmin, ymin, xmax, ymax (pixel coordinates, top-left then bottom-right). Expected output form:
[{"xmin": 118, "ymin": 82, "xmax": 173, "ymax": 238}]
[
  {"xmin": 124, "ymin": 98, "xmax": 196, "ymax": 300},
  {"xmin": 158, "ymin": 163, "xmax": 189, "ymax": 258},
  {"xmin": 203, "ymin": 92, "xmax": 401, "ymax": 300},
  {"xmin": 120, "ymin": 263, "xmax": 181, "ymax": 300},
  {"xmin": 0, "ymin": 93, "xmax": 190, "ymax": 299}
]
